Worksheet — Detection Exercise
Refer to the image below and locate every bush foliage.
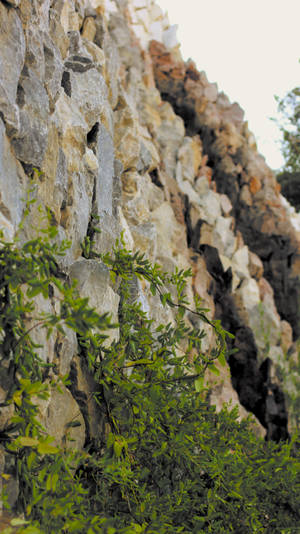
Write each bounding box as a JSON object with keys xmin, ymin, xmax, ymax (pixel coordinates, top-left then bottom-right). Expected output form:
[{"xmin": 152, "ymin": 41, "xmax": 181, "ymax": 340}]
[{"xmin": 0, "ymin": 214, "xmax": 299, "ymax": 534}]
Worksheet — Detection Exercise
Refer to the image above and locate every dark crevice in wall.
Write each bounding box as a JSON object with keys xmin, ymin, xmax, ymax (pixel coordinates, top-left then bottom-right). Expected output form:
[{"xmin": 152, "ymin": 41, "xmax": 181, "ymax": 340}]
[
  {"xmin": 149, "ymin": 168, "xmax": 163, "ymax": 189},
  {"xmin": 61, "ymin": 71, "xmax": 72, "ymax": 97},
  {"xmin": 87, "ymin": 122, "xmax": 100, "ymax": 153},
  {"xmin": 67, "ymin": 360, "xmax": 90, "ymax": 446},
  {"xmin": 149, "ymin": 40, "xmax": 299, "ymax": 436},
  {"xmin": 19, "ymin": 161, "xmax": 40, "ymax": 178},
  {"xmin": 199, "ymin": 244, "xmax": 290, "ymax": 442}
]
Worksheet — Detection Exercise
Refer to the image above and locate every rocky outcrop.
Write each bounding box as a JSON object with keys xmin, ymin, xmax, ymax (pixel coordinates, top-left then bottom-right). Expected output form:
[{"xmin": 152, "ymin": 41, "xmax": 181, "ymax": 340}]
[
  {"xmin": 149, "ymin": 39, "xmax": 300, "ymax": 339},
  {"xmin": 0, "ymin": 1, "xmax": 299, "ymax": 507}
]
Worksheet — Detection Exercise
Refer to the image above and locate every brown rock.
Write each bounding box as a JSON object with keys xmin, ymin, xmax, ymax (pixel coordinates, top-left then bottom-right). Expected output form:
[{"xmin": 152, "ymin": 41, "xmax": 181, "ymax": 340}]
[
  {"xmin": 249, "ymin": 175, "xmax": 262, "ymax": 194},
  {"xmin": 220, "ymin": 194, "xmax": 232, "ymax": 216},
  {"xmin": 258, "ymin": 277, "xmax": 274, "ymax": 300},
  {"xmin": 280, "ymin": 320, "xmax": 293, "ymax": 353},
  {"xmin": 82, "ymin": 17, "xmax": 97, "ymax": 41},
  {"xmin": 249, "ymin": 251, "xmax": 264, "ymax": 280}
]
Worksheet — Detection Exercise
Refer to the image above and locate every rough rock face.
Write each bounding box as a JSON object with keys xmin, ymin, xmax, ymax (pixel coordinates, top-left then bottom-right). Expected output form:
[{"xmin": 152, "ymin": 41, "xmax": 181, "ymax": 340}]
[{"xmin": 0, "ymin": 0, "xmax": 299, "ymax": 506}]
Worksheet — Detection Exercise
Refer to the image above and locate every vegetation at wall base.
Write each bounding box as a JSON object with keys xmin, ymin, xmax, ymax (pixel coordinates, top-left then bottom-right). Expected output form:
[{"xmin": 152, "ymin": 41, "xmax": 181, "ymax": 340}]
[{"xmin": 0, "ymin": 212, "xmax": 299, "ymax": 534}]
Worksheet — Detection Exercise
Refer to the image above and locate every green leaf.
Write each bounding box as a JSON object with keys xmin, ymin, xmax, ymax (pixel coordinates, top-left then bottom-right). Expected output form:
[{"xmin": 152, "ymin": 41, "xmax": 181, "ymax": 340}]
[
  {"xmin": 194, "ymin": 376, "xmax": 204, "ymax": 392},
  {"xmin": 113, "ymin": 440, "xmax": 123, "ymax": 458},
  {"xmin": 18, "ymin": 437, "xmax": 39, "ymax": 447},
  {"xmin": 208, "ymin": 363, "xmax": 220, "ymax": 376},
  {"xmin": 150, "ymin": 283, "xmax": 156, "ymax": 295},
  {"xmin": 37, "ymin": 443, "xmax": 59, "ymax": 455},
  {"xmin": 12, "ymin": 391, "xmax": 22, "ymax": 407},
  {"xmin": 10, "ymin": 518, "xmax": 30, "ymax": 526},
  {"xmin": 218, "ymin": 351, "xmax": 226, "ymax": 367}
]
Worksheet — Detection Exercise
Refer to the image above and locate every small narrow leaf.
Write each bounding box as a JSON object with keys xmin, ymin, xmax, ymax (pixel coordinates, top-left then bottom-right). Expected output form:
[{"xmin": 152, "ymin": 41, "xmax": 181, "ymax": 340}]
[
  {"xmin": 18, "ymin": 437, "xmax": 39, "ymax": 447},
  {"xmin": 37, "ymin": 443, "xmax": 59, "ymax": 455},
  {"xmin": 195, "ymin": 376, "xmax": 204, "ymax": 392}
]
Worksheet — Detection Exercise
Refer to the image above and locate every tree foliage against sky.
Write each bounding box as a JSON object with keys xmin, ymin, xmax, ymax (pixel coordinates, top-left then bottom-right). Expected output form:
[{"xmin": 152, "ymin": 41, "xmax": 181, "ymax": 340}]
[
  {"xmin": 275, "ymin": 83, "xmax": 300, "ymax": 210},
  {"xmin": 276, "ymin": 87, "xmax": 300, "ymax": 173}
]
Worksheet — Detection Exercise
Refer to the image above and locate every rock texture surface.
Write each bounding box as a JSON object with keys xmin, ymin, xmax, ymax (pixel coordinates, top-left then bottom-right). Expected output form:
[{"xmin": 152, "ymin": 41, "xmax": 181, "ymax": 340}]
[{"xmin": 0, "ymin": 0, "xmax": 300, "ymax": 505}]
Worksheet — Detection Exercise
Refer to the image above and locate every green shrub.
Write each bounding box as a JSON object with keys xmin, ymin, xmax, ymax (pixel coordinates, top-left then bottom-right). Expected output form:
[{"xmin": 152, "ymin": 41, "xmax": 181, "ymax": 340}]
[
  {"xmin": 277, "ymin": 170, "xmax": 300, "ymax": 211},
  {"xmin": 0, "ymin": 215, "xmax": 299, "ymax": 534}
]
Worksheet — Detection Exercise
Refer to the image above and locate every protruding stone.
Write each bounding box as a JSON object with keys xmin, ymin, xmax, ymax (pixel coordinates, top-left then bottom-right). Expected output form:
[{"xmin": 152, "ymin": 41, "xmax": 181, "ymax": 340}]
[
  {"xmin": 232, "ymin": 246, "xmax": 250, "ymax": 279},
  {"xmin": 280, "ymin": 320, "xmax": 293, "ymax": 353},
  {"xmin": 163, "ymin": 25, "xmax": 179, "ymax": 49},
  {"xmin": 220, "ymin": 194, "xmax": 232, "ymax": 216},
  {"xmin": 249, "ymin": 251, "xmax": 264, "ymax": 280},
  {"xmin": 114, "ymin": 103, "xmax": 140, "ymax": 171},
  {"xmin": 82, "ymin": 17, "xmax": 97, "ymax": 41},
  {"xmin": 69, "ymin": 259, "xmax": 119, "ymax": 344},
  {"xmin": 0, "ymin": 3, "xmax": 25, "ymax": 134},
  {"xmin": 0, "ymin": 118, "xmax": 25, "ymax": 237},
  {"xmin": 40, "ymin": 386, "xmax": 85, "ymax": 450},
  {"xmin": 155, "ymin": 102, "xmax": 185, "ymax": 178},
  {"xmin": 177, "ymin": 136, "xmax": 202, "ymax": 184},
  {"xmin": 151, "ymin": 201, "xmax": 187, "ymax": 259},
  {"xmin": 11, "ymin": 69, "xmax": 50, "ymax": 166}
]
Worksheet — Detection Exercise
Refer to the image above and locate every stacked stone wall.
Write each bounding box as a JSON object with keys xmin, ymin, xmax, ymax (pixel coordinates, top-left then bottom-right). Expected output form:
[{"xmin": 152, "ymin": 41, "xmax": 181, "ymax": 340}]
[{"xmin": 1, "ymin": 0, "xmax": 299, "ymax": 505}]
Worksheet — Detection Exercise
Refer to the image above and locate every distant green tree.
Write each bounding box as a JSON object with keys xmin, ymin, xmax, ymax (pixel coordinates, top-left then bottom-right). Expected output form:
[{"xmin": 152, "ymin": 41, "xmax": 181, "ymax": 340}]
[
  {"xmin": 275, "ymin": 84, "xmax": 300, "ymax": 210},
  {"xmin": 276, "ymin": 86, "xmax": 300, "ymax": 173}
]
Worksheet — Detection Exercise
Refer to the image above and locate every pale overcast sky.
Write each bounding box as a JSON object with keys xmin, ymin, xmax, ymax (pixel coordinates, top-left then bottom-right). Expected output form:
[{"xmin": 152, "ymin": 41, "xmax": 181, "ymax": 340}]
[{"xmin": 157, "ymin": 0, "xmax": 300, "ymax": 170}]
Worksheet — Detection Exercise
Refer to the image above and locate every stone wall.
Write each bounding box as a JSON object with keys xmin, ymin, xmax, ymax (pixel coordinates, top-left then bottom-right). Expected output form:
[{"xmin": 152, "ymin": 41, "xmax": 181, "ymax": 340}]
[{"xmin": 0, "ymin": 0, "xmax": 299, "ymax": 505}]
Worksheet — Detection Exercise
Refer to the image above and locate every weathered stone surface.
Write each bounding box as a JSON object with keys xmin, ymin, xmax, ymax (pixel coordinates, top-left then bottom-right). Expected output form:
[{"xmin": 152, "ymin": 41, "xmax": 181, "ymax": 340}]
[
  {"xmin": 96, "ymin": 123, "xmax": 115, "ymax": 215},
  {"xmin": 150, "ymin": 38, "xmax": 300, "ymax": 339},
  {"xmin": 69, "ymin": 259, "xmax": 119, "ymax": 344},
  {"xmin": 130, "ymin": 221, "xmax": 157, "ymax": 259},
  {"xmin": 155, "ymin": 102, "xmax": 185, "ymax": 178},
  {"xmin": 11, "ymin": 69, "xmax": 50, "ymax": 166},
  {"xmin": 0, "ymin": 0, "xmax": 298, "ymax": 479},
  {"xmin": 114, "ymin": 100, "xmax": 140, "ymax": 171},
  {"xmin": 0, "ymin": 118, "xmax": 25, "ymax": 238},
  {"xmin": 177, "ymin": 135, "xmax": 202, "ymax": 184},
  {"xmin": 250, "ymin": 277, "xmax": 282, "ymax": 355},
  {"xmin": 151, "ymin": 201, "xmax": 187, "ymax": 260},
  {"xmin": 249, "ymin": 250, "xmax": 264, "ymax": 280},
  {"xmin": 137, "ymin": 126, "xmax": 160, "ymax": 173},
  {"xmin": 0, "ymin": 3, "xmax": 25, "ymax": 134},
  {"xmin": 220, "ymin": 193, "xmax": 232, "ymax": 216},
  {"xmin": 212, "ymin": 216, "xmax": 236, "ymax": 257},
  {"xmin": 280, "ymin": 320, "xmax": 293, "ymax": 353},
  {"xmin": 231, "ymin": 246, "xmax": 250, "ymax": 279},
  {"xmin": 0, "ymin": 386, "xmax": 14, "ymax": 431},
  {"xmin": 66, "ymin": 67, "xmax": 109, "ymax": 130},
  {"xmin": 39, "ymin": 386, "xmax": 85, "ymax": 449}
]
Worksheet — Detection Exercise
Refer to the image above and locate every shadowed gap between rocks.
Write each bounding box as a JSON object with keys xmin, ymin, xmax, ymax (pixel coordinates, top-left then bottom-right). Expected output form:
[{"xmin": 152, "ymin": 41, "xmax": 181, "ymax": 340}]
[{"xmin": 199, "ymin": 244, "xmax": 289, "ymax": 442}]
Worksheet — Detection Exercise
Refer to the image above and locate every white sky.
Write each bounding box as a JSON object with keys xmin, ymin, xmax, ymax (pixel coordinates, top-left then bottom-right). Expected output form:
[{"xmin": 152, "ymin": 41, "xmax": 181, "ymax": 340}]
[{"xmin": 157, "ymin": 0, "xmax": 300, "ymax": 170}]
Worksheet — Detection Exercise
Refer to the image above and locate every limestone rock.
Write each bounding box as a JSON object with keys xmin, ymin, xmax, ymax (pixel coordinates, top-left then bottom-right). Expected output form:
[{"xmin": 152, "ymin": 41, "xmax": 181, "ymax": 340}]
[
  {"xmin": 40, "ymin": 386, "xmax": 85, "ymax": 449},
  {"xmin": 96, "ymin": 123, "xmax": 116, "ymax": 216},
  {"xmin": 0, "ymin": 119, "xmax": 25, "ymax": 239},
  {"xmin": 151, "ymin": 201, "xmax": 187, "ymax": 260},
  {"xmin": 69, "ymin": 259, "xmax": 120, "ymax": 344},
  {"xmin": 177, "ymin": 136, "xmax": 202, "ymax": 184},
  {"xmin": 11, "ymin": 68, "xmax": 50, "ymax": 167},
  {"xmin": 114, "ymin": 103, "xmax": 140, "ymax": 171},
  {"xmin": 0, "ymin": 0, "xmax": 297, "ymax": 464},
  {"xmin": 0, "ymin": 3, "xmax": 25, "ymax": 134},
  {"xmin": 231, "ymin": 246, "xmax": 250, "ymax": 279},
  {"xmin": 249, "ymin": 251, "xmax": 264, "ymax": 280},
  {"xmin": 155, "ymin": 102, "xmax": 185, "ymax": 178}
]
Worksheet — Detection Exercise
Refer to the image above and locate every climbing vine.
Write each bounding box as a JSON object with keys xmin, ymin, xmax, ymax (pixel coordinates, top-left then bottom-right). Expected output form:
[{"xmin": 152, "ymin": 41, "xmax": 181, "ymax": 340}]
[{"xmin": 0, "ymin": 213, "xmax": 299, "ymax": 533}]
